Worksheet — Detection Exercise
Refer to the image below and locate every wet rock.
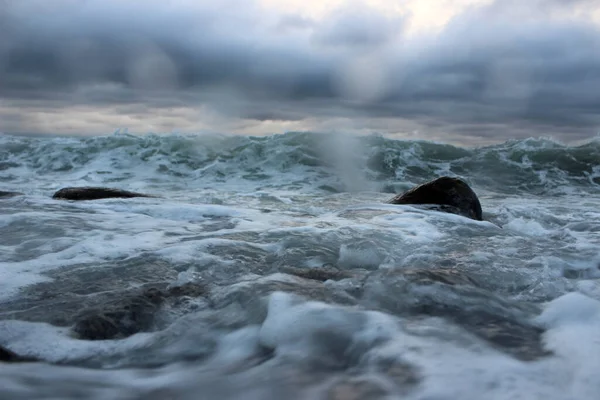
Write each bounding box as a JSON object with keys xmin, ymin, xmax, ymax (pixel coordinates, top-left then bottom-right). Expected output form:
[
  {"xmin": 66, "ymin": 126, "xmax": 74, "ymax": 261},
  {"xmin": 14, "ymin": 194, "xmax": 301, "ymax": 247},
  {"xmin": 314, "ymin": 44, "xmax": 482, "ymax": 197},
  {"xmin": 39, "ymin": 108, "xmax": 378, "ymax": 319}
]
[
  {"xmin": 163, "ymin": 281, "xmax": 211, "ymax": 312},
  {"xmin": 71, "ymin": 281, "xmax": 209, "ymax": 340},
  {"xmin": 406, "ymin": 298, "xmax": 549, "ymax": 361},
  {"xmin": 0, "ymin": 346, "xmax": 37, "ymax": 363},
  {"xmin": 166, "ymin": 282, "xmax": 208, "ymax": 298},
  {"xmin": 209, "ymin": 274, "xmax": 358, "ymax": 324},
  {"xmin": 52, "ymin": 187, "xmax": 155, "ymax": 201},
  {"xmin": 365, "ymin": 268, "xmax": 548, "ymax": 361},
  {"xmin": 400, "ymin": 267, "xmax": 480, "ymax": 287},
  {"xmin": 0, "ymin": 190, "xmax": 24, "ymax": 199},
  {"xmin": 0, "ymin": 258, "xmax": 179, "ymax": 327},
  {"xmin": 280, "ymin": 266, "xmax": 352, "ymax": 282},
  {"xmin": 388, "ymin": 176, "xmax": 483, "ymax": 221},
  {"xmin": 452, "ymin": 310, "xmax": 551, "ymax": 361},
  {"xmin": 72, "ymin": 287, "xmax": 166, "ymax": 340}
]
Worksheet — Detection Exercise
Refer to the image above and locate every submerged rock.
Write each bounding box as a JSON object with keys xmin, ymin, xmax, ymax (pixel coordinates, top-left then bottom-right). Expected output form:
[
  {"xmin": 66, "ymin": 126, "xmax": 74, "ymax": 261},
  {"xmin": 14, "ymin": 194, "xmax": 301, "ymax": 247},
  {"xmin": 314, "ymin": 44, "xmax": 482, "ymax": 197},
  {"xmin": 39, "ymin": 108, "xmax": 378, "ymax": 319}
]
[
  {"xmin": 209, "ymin": 274, "xmax": 358, "ymax": 315},
  {"xmin": 401, "ymin": 268, "xmax": 480, "ymax": 287},
  {"xmin": 366, "ymin": 268, "xmax": 548, "ymax": 361},
  {"xmin": 413, "ymin": 297, "xmax": 548, "ymax": 360},
  {"xmin": 280, "ymin": 266, "xmax": 352, "ymax": 282},
  {"xmin": 72, "ymin": 287, "xmax": 165, "ymax": 340},
  {"xmin": 407, "ymin": 299, "xmax": 548, "ymax": 361},
  {"xmin": 0, "ymin": 191, "xmax": 24, "ymax": 199},
  {"xmin": 165, "ymin": 282, "xmax": 208, "ymax": 298},
  {"xmin": 72, "ymin": 283, "xmax": 207, "ymax": 340},
  {"xmin": 453, "ymin": 310, "xmax": 550, "ymax": 361},
  {"xmin": 0, "ymin": 346, "xmax": 37, "ymax": 363},
  {"xmin": 388, "ymin": 176, "xmax": 483, "ymax": 221},
  {"xmin": 52, "ymin": 187, "xmax": 155, "ymax": 201}
]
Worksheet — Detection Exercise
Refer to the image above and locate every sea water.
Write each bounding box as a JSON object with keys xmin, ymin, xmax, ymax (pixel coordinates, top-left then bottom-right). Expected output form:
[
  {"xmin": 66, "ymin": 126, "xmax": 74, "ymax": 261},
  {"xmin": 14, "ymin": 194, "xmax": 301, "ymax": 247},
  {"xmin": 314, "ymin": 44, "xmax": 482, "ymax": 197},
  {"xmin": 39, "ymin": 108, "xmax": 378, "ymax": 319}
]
[{"xmin": 0, "ymin": 131, "xmax": 599, "ymax": 399}]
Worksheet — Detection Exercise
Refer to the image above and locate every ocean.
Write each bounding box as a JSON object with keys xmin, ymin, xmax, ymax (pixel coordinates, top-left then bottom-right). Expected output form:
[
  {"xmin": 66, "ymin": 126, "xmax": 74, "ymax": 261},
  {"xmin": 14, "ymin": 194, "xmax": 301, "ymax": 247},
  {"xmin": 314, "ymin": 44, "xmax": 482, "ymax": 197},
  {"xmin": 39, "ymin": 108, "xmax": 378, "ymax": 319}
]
[{"xmin": 0, "ymin": 131, "xmax": 599, "ymax": 399}]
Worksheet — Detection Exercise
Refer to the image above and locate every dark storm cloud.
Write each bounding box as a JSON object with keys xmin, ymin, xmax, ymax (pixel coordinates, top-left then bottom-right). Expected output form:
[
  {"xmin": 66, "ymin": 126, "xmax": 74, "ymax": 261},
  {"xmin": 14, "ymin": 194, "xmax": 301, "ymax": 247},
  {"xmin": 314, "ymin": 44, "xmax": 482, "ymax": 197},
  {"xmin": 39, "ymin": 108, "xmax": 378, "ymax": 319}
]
[
  {"xmin": 311, "ymin": 3, "xmax": 405, "ymax": 48},
  {"xmin": 1, "ymin": 0, "xmax": 600, "ymax": 141},
  {"xmin": 392, "ymin": 2, "xmax": 600, "ymax": 134},
  {"xmin": 1, "ymin": 2, "xmax": 315, "ymax": 92}
]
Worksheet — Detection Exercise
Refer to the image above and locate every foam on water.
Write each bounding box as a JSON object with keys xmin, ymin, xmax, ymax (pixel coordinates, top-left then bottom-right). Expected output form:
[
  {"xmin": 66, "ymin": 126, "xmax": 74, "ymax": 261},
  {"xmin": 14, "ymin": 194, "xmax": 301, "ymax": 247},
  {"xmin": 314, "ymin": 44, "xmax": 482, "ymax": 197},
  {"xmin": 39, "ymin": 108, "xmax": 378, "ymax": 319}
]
[
  {"xmin": 1, "ymin": 132, "xmax": 600, "ymax": 398},
  {"xmin": 1, "ymin": 291, "xmax": 600, "ymax": 399},
  {"xmin": 505, "ymin": 217, "xmax": 553, "ymax": 236},
  {"xmin": 2, "ymin": 132, "xmax": 600, "ymax": 195}
]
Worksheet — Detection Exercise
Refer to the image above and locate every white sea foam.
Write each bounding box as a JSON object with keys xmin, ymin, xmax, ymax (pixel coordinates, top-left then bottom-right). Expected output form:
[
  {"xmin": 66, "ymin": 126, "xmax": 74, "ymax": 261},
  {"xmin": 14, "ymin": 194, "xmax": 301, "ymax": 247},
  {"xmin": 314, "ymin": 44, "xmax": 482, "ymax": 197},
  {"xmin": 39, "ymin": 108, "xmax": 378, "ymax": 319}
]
[
  {"xmin": 1, "ymin": 133, "xmax": 600, "ymax": 398},
  {"xmin": 1, "ymin": 292, "xmax": 600, "ymax": 399},
  {"xmin": 505, "ymin": 216, "xmax": 553, "ymax": 236}
]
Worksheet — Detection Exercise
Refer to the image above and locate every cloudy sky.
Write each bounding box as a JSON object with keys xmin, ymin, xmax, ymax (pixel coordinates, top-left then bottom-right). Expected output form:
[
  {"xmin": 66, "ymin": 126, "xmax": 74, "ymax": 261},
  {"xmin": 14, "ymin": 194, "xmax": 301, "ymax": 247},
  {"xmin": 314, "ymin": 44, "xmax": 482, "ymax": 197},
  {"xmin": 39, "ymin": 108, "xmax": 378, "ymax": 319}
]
[{"xmin": 1, "ymin": 0, "xmax": 599, "ymax": 145}]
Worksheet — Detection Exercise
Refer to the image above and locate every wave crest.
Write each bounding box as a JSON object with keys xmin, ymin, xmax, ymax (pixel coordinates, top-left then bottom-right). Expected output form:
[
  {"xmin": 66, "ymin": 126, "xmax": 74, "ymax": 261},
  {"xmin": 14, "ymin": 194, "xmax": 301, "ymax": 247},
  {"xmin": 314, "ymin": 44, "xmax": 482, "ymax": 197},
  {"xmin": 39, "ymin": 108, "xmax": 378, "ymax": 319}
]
[{"xmin": 1, "ymin": 132, "xmax": 599, "ymax": 195}]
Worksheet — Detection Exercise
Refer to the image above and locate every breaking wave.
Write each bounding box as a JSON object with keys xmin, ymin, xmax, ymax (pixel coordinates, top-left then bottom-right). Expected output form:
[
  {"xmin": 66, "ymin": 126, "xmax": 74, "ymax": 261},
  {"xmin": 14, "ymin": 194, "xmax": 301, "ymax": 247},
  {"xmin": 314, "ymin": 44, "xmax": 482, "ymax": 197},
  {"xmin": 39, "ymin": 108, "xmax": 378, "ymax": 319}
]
[{"xmin": 1, "ymin": 132, "xmax": 599, "ymax": 195}]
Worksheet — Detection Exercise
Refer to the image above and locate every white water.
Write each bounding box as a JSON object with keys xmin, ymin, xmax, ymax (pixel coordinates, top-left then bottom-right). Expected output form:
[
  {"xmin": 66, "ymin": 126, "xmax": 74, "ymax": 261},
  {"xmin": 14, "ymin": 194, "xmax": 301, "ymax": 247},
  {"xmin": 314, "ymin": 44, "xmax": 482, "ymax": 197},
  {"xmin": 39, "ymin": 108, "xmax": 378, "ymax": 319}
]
[{"xmin": 1, "ymin": 132, "xmax": 599, "ymax": 399}]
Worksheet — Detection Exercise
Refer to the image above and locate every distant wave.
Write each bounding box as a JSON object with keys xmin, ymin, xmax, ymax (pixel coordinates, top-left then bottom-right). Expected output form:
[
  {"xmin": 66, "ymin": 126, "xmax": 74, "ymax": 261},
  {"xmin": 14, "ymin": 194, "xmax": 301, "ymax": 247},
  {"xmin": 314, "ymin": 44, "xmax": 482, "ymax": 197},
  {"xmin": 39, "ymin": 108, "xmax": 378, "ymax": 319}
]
[{"xmin": 1, "ymin": 132, "xmax": 599, "ymax": 195}]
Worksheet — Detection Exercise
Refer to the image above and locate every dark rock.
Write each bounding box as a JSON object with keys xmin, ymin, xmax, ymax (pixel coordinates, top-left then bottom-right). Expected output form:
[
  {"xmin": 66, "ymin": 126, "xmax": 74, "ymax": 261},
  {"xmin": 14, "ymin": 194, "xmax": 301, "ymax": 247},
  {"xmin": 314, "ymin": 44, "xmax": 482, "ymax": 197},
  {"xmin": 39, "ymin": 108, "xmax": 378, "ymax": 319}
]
[
  {"xmin": 0, "ymin": 259, "xmax": 177, "ymax": 327},
  {"xmin": 166, "ymin": 282, "xmax": 208, "ymax": 298},
  {"xmin": 0, "ymin": 191, "xmax": 24, "ymax": 199},
  {"xmin": 72, "ymin": 287, "xmax": 166, "ymax": 340},
  {"xmin": 366, "ymin": 268, "xmax": 548, "ymax": 361},
  {"xmin": 407, "ymin": 299, "xmax": 549, "ymax": 361},
  {"xmin": 280, "ymin": 266, "xmax": 352, "ymax": 282},
  {"xmin": 452, "ymin": 310, "xmax": 551, "ymax": 361},
  {"xmin": 208, "ymin": 274, "xmax": 358, "ymax": 320},
  {"xmin": 401, "ymin": 268, "xmax": 480, "ymax": 287},
  {"xmin": 52, "ymin": 187, "xmax": 155, "ymax": 201},
  {"xmin": 0, "ymin": 346, "xmax": 37, "ymax": 363},
  {"xmin": 388, "ymin": 176, "xmax": 483, "ymax": 221},
  {"xmin": 71, "ymin": 282, "xmax": 209, "ymax": 341}
]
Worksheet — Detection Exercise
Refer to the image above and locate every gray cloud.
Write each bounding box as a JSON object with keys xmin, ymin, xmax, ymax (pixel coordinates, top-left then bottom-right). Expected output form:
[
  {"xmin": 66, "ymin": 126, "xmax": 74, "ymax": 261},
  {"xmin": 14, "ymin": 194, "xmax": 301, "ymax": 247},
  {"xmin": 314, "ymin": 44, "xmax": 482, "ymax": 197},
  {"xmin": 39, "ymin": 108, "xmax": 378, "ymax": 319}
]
[
  {"xmin": 1, "ymin": 0, "xmax": 600, "ymax": 142},
  {"xmin": 311, "ymin": 3, "xmax": 405, "ymax": 49}
]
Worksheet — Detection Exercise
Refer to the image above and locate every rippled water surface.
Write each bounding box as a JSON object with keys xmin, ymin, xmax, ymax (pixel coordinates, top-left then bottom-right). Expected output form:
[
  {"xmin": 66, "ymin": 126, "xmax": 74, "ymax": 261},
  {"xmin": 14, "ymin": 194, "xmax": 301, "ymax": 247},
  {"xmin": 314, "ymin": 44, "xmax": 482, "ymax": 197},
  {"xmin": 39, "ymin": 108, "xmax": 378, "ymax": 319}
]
[{"xmin": 1, "ymin": 132, "xmax": 599, "ymax": 399}]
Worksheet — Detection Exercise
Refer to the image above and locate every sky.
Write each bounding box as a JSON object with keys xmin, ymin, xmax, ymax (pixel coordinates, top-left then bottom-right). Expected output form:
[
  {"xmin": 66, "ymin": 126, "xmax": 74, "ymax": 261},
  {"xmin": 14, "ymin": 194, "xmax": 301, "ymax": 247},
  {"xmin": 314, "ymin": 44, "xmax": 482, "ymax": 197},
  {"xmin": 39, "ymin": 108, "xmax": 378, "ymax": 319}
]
[{"xmin": 1, "ymin": 0, "xmax": 599, "ymax": 145}]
